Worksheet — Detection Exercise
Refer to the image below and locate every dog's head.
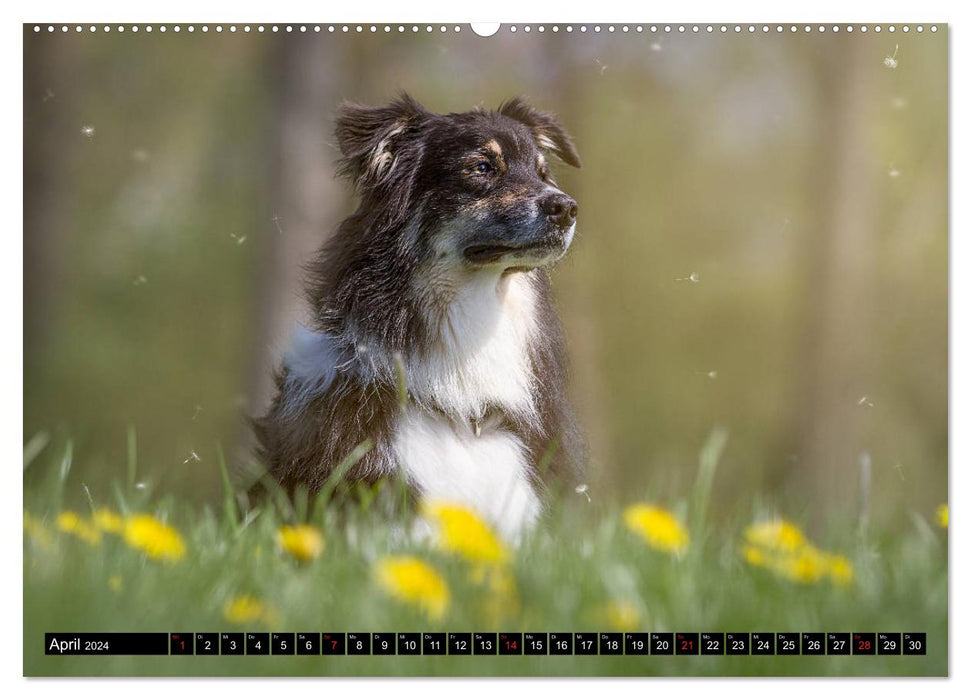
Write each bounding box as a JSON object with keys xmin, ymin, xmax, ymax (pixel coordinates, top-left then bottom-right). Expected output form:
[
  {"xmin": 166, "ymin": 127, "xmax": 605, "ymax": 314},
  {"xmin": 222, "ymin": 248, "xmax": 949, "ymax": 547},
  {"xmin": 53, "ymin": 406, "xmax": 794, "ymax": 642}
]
[{"xmin": 335, "ymin": 94, "xmax": 581, "ymax": 272}]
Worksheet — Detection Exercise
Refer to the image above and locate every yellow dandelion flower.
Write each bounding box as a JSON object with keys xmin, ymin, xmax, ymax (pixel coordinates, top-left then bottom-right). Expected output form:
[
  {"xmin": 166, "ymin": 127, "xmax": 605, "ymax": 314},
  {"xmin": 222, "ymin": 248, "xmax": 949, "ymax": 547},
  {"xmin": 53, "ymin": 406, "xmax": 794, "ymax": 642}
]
[
  {"xmin": 108, "ymin": 575, "xmax": 123, "ymax": 592},
  {"xmin": 375, "ymin": 556, "xmax": 450, "ymax": 620},
  {"xmin": 623, "ymin": 504, "xmax": 689, "ymax": 555},
  {"xmin": 603, "ymin": 599, "xmax": 641, "ymax": 632},
  {"xmin": 92, "ymin": 508, "xmax": 124, "ymax": 534},
  {"xmin": 277, "ymin": 524, "xmax": 325, "ymax": 562},
  {"xmin": 826, "ymin": 554, "xmax": 855, "ymax": 587},
  {"xmin": 123, "ymin": 514, "xmax": 186, "ymax": 561},
  {"xmin": 423, "ymin": 501, "xmax": 508, "ymax": 565},
  {"xmin": 774, "ymin": 546, "xmax": 829, "ymax": 584},
  {"xmin": 936, "ymin": 504, "xmax": 948, "ymax": 529},
  {"xmin": 742, "ymin": 545, "xmax": 766, "ymax": 567},
  {"xmin": 742, "ymin": 518, "xmax": 854, "ymax": 588},
  {"xmin": 744, "ymin": 519, "xmax": 807, "ymax": 551},
  {"xmin": 56, "ymin": 511, "xmax": 101, "ymax": 545},
  {"xmin": 223, "ymin": 595, "xmax": 277, "ymax": 626},
  {"xmin": 23, "ymin": 511, "xmax": 53, "ymax": 549}
]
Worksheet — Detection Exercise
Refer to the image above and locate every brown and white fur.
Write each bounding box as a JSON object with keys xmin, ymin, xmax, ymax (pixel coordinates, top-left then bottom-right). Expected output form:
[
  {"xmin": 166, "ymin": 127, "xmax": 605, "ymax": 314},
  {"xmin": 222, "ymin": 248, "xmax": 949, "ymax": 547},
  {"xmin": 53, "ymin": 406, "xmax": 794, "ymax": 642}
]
[{"xmin": 252, "ymin": 94, "xmax": 584, "ymax": 539}]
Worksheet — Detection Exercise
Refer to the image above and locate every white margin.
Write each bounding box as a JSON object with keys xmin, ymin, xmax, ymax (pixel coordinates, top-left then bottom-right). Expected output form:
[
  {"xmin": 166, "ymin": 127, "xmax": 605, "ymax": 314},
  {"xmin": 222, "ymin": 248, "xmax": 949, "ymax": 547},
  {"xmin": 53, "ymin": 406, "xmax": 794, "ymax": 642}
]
[{"xmin": 3, "ymin": 0, "xmax": 965, "ymax": 698}]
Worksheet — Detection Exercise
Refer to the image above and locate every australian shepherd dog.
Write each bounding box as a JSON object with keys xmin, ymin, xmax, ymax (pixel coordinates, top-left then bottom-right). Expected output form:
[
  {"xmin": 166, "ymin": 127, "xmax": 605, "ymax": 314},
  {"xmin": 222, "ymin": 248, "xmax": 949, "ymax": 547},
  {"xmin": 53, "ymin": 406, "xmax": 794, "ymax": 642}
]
[{"xmin": 252, "ymin": 94, "xmax": 584, "ymax": 540}]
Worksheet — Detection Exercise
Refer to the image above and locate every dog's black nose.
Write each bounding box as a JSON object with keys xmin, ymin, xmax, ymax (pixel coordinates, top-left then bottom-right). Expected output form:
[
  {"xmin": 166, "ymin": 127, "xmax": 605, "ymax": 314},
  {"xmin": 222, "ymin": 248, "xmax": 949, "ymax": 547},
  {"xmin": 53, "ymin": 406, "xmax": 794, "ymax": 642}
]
[{"xmin": 541, "ymin": 193, "xmax": 578, "ymax": 228}]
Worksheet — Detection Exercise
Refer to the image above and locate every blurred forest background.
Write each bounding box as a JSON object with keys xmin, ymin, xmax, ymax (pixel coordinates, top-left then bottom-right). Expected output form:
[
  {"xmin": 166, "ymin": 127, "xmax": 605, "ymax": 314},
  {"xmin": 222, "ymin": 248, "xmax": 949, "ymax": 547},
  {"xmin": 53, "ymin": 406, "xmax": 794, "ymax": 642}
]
[{"xmin": 23, "ymin": 25, "xmax": 947, "ymax": 532}]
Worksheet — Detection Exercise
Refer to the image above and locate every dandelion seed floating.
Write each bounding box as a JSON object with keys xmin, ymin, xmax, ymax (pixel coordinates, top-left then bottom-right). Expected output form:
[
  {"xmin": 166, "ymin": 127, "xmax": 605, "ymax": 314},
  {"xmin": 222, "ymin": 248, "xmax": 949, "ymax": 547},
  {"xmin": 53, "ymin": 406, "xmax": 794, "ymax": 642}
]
[
  {"xmin": 132, "ymin": 275, "xmax": 148, "ymax": 286},
  {"xmin": 80, "ymin": 124, "xmax": 96, "ymax": 139},
  {"xmin": 707, "ymin": 370, "xmax": 718, "ymax": 379},
  {"xmin": 229, "ymin": 233, "xmax": 247, "ymax": 245},
  {"xmin": 857, "ymin": 395, "xmax": 874, "ymax": 408},
  {"xmin": 191, "ymin": 405, "xmax": 202, "ymax": 421},
  {"xmin": 883, "ymin": 44, "xmax": 899, "ymax": 69},
  {"xmin": 575, "ymin": 483, "xmax": 591, "ymax": 502},
  {"xmin": 676, "ymin": 272, "xmax": 699, "ymax": 283},
  {"xmin": 42, "ymin": 88, "xmax": 55, "ymax": 102},
  {"xmin": 888, "ymin": 166, "xmax": 901, "ymax": 178},
  {"xmin": 183, "ymin": 450, "xmax": 201, "ymax": 464},
  {"xmin": 271, "ymin": 214, "xmax": 283, "ymax": 234}
]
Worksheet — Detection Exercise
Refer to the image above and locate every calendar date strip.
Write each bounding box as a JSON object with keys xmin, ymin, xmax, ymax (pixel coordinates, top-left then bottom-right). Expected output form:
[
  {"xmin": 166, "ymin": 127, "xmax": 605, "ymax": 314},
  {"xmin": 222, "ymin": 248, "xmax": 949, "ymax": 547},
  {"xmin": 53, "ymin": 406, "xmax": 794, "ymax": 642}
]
[{"xmin": 45, "ymin": 632, "xmax": 927, "ymax": 656}]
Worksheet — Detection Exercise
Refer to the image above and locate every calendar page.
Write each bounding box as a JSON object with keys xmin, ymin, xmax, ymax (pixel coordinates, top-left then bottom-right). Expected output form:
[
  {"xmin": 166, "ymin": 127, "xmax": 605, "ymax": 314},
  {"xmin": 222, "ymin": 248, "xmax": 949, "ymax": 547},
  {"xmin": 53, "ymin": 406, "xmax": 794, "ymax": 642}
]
[{"xmin": 23, "ymin": 21, "xmax": 947, "ymax": 677}]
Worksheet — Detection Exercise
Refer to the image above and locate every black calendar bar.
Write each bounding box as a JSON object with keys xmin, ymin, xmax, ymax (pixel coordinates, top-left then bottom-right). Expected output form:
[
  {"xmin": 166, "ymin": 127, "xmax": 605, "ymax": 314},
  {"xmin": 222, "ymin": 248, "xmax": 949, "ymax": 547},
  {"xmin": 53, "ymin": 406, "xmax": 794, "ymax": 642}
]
[
  {"xmin": 45, "ymin": 633, "xmax": 169, "ymax": 655},
  {"xmin": 44, "ymin": 632, "xmax": 927, "ymax": 656}
]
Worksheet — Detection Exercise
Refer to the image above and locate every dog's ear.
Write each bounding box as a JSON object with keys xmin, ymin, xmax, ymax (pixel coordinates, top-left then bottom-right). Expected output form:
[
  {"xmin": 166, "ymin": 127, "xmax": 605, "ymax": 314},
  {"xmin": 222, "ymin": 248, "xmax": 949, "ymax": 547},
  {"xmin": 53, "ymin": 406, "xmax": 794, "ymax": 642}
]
[
  {"xmin": 499, "ymin": 97, "xmax": 581, "ymax": 168},
  {"xmin": 335, "ymin": 93, "xmax": 428, "ymax": 191}
]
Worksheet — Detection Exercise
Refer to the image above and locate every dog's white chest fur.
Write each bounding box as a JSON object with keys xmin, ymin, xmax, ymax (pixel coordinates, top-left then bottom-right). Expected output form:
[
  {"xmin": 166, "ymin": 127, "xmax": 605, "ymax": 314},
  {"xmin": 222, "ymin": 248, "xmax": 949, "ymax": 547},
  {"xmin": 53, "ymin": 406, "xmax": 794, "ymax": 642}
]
[
  {"xmin": 397, "ymin": 270, "xmax": 541, "ymax": 537},
  {"xmin": 393, "ymin": 408, "xmax": 540, "ymax": 540},
  {"xmin": 407, "ymin": 270, "xmax": 538, "ymax": 422}
]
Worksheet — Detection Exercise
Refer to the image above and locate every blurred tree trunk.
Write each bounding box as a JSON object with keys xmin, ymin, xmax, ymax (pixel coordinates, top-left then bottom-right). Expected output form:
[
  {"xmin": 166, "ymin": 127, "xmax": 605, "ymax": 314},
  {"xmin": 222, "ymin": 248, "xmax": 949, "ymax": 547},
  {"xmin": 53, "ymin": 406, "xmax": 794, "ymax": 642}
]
[
  {"xmin": 240, "ymin": 36, "xmax": 346, "ymax": 454},
  {"xmin": 792, "ymin": 37, "xmax": 881, "ymax": 524}
]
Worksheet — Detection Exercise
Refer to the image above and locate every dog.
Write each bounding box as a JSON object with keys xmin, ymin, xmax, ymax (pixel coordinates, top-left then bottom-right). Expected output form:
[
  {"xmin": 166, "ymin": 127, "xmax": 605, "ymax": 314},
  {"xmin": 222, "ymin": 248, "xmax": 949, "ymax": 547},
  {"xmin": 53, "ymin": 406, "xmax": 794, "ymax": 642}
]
[{"xmin": 252, "ymin": 94, "xmax": 584, "ymax": 539}]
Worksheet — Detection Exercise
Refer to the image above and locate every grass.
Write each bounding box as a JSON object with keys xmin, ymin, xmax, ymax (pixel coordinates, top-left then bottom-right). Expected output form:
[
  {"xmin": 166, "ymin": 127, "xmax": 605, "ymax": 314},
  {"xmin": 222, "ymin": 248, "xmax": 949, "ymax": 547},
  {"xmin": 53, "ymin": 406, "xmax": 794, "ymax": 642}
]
[{"xmin": 23, "ymin": 430, "xmax": 947, "ymax": 677}]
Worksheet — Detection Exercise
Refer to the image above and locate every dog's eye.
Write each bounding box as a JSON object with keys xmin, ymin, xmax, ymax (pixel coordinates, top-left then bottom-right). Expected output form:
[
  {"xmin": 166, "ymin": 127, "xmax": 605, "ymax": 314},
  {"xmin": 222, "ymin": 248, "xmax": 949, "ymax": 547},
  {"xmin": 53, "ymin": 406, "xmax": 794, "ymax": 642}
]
[{"xmin": 471, "ymin": 161, "xmax": 493, "ymax": 174}]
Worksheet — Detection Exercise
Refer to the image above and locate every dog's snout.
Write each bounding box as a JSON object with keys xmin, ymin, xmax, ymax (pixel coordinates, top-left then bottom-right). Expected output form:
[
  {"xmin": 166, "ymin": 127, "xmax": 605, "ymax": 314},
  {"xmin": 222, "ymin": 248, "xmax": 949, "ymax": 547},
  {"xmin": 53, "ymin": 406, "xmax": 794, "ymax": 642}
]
[{"xmin": 540, "ymin": 193, "xmax": 578, "ymax": 228}]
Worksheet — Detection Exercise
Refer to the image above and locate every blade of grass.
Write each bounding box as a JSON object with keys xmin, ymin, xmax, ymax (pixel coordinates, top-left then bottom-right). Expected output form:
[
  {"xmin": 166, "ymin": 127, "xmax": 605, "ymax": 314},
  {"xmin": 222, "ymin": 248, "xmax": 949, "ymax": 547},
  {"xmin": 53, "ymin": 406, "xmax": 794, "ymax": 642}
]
[
  {"xmin": 216, "ymin": 442, "xmax": 240, "ymax": 531},
  {"xmin": 23, "ymin": 431, "xmax": 50, "ymax": 471},
  {"xmin": 249, "ymin": 464, "xmax": 296, "ymax": 522},
  {"xmin": 59, "ymin": 440, "xmax": 73, "ymax": 482},
  {"xmin": 112, "ymin": 482, "xmax": 130, "ymax": 514},
  {"xmin": 319, "ymin": 439, "xmax": 374, "ymax": 504},
  {"xmin": 126, "ymin": 425, "xmax": 137, "ymax": 497},
  {"xmin": 535, "ymin": 432, "xmax": 562, "ymax": 479},
  {"xmin": 294, "ymin": 485, "xmax": 310, "ymax": 522},
  {"xmin": 690, "ymin": 427, "xmax": 728, "ymax": 536},
  {"xmin": 52, "ymin": 440, "xmax": 73, "ymax": 510},
  {"xmin": 392, "ymin": 468, "xmax": 411, "ymax": 520},
  {"xmin": 82, "ymin": 483, "xmax": 95, "ymax": 513}
]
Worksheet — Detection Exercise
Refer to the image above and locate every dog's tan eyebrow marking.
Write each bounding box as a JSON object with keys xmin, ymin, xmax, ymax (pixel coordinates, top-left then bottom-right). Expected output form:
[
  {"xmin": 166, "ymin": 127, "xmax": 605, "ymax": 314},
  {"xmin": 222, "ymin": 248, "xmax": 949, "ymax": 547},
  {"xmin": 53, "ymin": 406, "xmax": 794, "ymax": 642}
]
[
  {"xmin": 483, "ymin": 139, "xmax": 506, "ymax": 172},
  {"xmin": 536, "ymin": 152, "xmax": 556, "ymax": 184}
]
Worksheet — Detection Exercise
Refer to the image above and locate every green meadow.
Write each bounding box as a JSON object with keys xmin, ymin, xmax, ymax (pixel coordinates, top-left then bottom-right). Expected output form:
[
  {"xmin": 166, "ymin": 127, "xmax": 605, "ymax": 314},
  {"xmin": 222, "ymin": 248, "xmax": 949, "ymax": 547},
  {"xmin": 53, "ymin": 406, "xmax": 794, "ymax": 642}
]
[{"xmin": 23, "ymin": 430, "xmax": 947, "ymax": 677}]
